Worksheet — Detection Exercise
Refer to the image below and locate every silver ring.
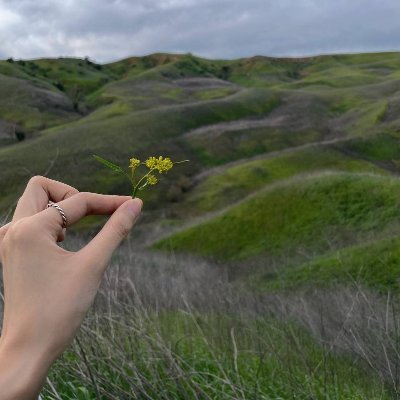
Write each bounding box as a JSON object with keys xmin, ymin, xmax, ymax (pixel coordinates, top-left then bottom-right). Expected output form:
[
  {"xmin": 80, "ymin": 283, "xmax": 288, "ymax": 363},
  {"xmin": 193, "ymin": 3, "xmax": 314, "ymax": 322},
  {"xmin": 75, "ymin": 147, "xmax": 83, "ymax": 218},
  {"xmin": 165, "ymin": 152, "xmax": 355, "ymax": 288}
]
[{"xmin": 47, "ymin": 201, "xmax": 68, "ymax": 229}]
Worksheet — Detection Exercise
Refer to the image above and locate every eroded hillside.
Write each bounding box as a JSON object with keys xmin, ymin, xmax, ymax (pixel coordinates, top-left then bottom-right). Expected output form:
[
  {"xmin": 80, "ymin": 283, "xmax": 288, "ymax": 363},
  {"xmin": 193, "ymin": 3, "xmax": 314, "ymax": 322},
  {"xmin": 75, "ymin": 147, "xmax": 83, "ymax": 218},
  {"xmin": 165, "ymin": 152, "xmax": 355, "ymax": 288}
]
[{"xmin": 2, "ymin": 52, "xmax": 400, "ymax": 293}]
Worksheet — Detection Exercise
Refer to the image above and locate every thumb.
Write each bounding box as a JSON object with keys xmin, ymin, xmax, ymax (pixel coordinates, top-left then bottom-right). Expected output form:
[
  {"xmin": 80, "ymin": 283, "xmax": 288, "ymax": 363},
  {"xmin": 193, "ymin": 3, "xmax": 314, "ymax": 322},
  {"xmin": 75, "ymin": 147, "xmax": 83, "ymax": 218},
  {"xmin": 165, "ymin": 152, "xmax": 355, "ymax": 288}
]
[{"xmin": 78, "ymin": 198, "xmax": 142, "ymax": 273}]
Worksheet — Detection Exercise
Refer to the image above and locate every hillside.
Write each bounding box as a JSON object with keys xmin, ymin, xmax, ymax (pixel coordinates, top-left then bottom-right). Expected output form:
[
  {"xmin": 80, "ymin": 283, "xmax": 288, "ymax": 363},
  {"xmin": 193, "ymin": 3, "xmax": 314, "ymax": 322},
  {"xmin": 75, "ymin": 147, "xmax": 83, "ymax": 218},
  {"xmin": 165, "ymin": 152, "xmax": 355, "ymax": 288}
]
[
  {"xmin": 1, "ymin": 52, "xmax": 400, "ymax": 294},
  {"xmin": 5, "ymin": 52, "xmax": 400, "ymax": 397}
]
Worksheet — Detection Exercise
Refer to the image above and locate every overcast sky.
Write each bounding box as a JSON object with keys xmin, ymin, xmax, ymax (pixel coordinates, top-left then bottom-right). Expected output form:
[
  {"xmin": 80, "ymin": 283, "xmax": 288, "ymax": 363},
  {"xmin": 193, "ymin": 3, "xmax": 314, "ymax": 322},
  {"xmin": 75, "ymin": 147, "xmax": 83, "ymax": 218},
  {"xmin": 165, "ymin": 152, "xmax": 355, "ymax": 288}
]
[{"xmin": 0, "ymin": 0, "xmax": 400, "ymax": 63}]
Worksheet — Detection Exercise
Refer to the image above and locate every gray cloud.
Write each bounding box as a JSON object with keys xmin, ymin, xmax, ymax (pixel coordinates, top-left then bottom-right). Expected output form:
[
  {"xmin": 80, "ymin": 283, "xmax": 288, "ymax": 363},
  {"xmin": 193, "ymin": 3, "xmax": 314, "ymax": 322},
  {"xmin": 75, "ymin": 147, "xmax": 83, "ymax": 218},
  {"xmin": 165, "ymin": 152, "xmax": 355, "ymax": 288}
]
[{"xmin": 0, "ymin": 0, "xmax": 399, "ymax": 63}]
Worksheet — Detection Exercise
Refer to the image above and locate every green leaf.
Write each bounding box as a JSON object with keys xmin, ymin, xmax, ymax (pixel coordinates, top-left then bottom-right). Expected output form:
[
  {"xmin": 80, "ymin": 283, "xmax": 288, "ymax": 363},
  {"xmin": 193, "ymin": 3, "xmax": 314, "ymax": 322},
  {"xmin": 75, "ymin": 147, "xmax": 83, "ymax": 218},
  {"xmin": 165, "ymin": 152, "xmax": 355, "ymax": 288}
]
[{"xmin": 93, "ymin": 155, "xmax": 125, "ymax": 174}]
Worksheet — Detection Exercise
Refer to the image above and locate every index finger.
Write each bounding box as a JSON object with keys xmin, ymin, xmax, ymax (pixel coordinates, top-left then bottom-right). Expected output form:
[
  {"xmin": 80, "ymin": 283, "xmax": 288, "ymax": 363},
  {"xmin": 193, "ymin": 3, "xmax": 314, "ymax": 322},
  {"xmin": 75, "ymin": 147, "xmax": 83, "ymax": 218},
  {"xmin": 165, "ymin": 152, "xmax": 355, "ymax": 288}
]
[
  {"xmin": 31, "ymin": 192, "xmax": 133, "ymax": 240},
  {"xmin": 13, "ymin": 176, "xmax": 79, "ymax": 222}
]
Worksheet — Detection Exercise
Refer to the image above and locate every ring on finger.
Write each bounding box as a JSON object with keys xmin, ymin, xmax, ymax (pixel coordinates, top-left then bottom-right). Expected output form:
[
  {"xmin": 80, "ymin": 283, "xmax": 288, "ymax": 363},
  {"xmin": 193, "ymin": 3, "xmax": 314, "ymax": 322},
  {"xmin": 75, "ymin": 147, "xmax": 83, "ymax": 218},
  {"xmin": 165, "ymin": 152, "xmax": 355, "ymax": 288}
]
[{"xmin": 47, "ymin": 201, "xmax": 68, "ymax": 229}]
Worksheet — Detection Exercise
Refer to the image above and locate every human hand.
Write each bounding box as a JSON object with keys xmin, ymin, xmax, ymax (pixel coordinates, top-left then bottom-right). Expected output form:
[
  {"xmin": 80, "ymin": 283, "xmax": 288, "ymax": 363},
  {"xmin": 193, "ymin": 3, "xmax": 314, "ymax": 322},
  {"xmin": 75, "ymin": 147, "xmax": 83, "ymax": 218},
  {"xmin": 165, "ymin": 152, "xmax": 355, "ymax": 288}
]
[{"xmin": 0, "ymin": 176, "xmax": 142, "ymax": 399}]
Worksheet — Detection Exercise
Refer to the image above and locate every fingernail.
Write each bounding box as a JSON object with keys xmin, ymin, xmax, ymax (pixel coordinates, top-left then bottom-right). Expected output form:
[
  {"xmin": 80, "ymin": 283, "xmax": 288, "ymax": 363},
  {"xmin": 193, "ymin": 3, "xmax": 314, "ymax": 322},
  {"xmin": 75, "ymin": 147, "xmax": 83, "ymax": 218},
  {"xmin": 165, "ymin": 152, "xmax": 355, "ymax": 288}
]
[{"xmin": 127, "ymin": 198, "xmax": 142, "ymax": 218}]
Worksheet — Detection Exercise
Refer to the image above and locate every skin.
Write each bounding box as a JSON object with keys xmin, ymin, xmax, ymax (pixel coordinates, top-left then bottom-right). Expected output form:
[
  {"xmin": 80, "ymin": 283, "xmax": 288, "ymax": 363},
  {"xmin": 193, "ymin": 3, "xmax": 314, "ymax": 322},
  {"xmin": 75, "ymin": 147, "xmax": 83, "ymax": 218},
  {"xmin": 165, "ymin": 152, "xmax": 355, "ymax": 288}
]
[{"xmin": 0, "ymin": 176, "xmax": 143, "ymax": 399}]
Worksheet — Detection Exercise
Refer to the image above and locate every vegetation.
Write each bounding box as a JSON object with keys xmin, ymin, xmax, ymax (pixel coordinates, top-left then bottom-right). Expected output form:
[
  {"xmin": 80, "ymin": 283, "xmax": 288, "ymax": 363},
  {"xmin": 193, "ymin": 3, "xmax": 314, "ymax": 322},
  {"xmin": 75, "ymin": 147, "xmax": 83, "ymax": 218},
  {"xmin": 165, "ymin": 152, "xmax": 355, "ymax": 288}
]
[
  {"xmin": 183, "ymin": 146, "xmax": 387, "ymax": 214},
  {"xmin": 261, "ymin": 235, "xmax": 400, "ymax": 294},
  {"xmin": 3, "ymin": 51, "xmax": 400, "ymax": 397},
  {"xmin": 155, "ymin": 173, "xmax": 400, "ymax": 261},
  {"xmin": 40, "ymin": 240, "xmax": 395, "ymax": 399}
]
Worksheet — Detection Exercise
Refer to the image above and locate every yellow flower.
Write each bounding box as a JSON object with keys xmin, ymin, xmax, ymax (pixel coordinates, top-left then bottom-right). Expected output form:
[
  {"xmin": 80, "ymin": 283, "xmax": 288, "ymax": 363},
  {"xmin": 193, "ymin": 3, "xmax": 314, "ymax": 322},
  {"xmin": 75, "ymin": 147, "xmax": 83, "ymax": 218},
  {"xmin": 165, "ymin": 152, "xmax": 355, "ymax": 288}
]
[
  {"xmin": 145, "ymin": 156, "xmax": 158, "ymax": 169},
  {"xmin": 94, "ymin": 153, "xmax": 189, "ymax": 198},
  {"xmin": 158, "ymin": 157, "xmax": 173, "ymax": 173},
  {"xmin": 129, "ymin": 158, "xmax": 140, "ymax": 169},
  {"xmin": 145, "ymin": 156, "xmax": 173, "ymax": 173},
  {"xmin": 147, "ymin": 174, "xmax": 158, "ymax": 185}
]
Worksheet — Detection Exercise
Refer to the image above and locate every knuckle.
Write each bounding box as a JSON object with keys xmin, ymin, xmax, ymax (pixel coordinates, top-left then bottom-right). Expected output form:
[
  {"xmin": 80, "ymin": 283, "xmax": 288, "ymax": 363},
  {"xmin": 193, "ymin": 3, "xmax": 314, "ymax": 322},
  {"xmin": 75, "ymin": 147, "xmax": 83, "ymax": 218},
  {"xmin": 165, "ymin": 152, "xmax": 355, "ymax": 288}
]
[
  {"xmin": 76, "ymin": 191, "xmax": 89, "ymax": 201},
  {"xmin": 28, "ymin": 175, "xmax": 46, "ymax": 187},
  {"xmin": 64, "ymin": 187, "xmax": 79, "ymax": 199},
  {"xmin": 76, "ymin": 192, "xmax": 93, "ymax": 214}
]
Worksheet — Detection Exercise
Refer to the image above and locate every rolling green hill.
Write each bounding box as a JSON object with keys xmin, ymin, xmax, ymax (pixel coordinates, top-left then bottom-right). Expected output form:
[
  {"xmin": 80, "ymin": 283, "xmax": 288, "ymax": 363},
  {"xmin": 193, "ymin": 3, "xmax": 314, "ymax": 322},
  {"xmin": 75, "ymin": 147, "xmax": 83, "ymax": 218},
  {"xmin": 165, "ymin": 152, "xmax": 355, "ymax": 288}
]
[
  {"xmin": 155, "ymin": 173, "xmax": 400, "ymax": 261},
  {"xmin": 5, "ymin": 52, "xmax": 400, "ymax": 398},
  {"xmin": 259, "ymin": 235, "xmax": 400, "ymax": 294},
  {"xmin": 2, "ymin": 51, "xmax": 400, "ymax": 294}
]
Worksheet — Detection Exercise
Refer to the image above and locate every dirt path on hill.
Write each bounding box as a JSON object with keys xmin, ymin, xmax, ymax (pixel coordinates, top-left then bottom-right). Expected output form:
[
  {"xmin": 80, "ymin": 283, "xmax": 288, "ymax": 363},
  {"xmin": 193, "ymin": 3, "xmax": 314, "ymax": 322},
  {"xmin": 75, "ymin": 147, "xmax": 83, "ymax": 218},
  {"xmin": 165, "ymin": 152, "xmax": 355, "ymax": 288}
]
[
  {"xmin": 192, "ymin": 135, "xmax": 354, "ymax": 184},
  {"xmin": 184, "ymin": 115, "xmax": 288, "ymax": 138}
]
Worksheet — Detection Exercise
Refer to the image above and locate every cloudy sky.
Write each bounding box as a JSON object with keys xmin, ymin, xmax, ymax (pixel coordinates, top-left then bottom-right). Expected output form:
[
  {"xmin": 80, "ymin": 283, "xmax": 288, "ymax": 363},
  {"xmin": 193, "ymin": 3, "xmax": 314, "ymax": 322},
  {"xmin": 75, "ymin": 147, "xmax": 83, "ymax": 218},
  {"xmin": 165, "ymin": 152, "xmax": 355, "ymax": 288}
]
[{"xmin": 0, "ymin": 0, "xmax": 400, "ymax": 63}]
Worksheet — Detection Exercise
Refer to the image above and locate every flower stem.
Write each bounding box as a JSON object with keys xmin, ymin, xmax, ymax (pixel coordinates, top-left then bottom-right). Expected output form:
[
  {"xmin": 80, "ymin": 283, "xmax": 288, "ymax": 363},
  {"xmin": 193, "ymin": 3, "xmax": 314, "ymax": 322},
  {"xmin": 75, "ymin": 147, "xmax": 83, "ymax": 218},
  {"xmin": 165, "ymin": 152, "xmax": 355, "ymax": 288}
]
[
  {"xmin": 131, "ymin": 167, "xmax": 136, "ymax": 186},
  {"xmin": 132, "ymin": 168, "xmax": 155, "ymax": 198}
]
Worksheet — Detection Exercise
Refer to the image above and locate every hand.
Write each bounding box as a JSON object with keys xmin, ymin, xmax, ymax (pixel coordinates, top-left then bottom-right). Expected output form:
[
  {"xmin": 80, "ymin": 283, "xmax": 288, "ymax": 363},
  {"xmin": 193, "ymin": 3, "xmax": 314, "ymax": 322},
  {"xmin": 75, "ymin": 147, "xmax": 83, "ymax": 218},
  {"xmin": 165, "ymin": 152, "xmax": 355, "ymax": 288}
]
[{"xmin": 0, "ymin": 176, "xmax": 142, "ymax": 399}]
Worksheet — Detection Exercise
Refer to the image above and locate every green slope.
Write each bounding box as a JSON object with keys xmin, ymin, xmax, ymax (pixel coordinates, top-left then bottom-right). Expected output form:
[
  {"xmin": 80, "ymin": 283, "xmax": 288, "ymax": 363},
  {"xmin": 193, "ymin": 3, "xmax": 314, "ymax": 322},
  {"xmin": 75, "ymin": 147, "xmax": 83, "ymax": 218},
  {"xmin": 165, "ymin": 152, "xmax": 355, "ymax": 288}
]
[
  {"xmin": 0, "ymin": 73, "xmax": 78, "ymax": 136},
  {"xmin": 155, "ymin": 173, "xmax": 400, "ymax": 261},
  {"xmin": 260, "ymin": 235, "xmax": 400, "ymax": 294},
  {"xmin": 183, "ymin": 146, "xmax": 388, "ymax": 215}
]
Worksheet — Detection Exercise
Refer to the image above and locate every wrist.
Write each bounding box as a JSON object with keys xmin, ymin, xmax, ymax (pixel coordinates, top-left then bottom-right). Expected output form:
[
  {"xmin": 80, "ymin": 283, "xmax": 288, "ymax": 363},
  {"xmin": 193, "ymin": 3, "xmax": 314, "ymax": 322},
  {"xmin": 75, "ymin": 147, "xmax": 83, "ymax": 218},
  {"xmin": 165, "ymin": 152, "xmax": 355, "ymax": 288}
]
[{"xmin": 0, "ymin": 336, "xmax": 53, "ymax": 400}]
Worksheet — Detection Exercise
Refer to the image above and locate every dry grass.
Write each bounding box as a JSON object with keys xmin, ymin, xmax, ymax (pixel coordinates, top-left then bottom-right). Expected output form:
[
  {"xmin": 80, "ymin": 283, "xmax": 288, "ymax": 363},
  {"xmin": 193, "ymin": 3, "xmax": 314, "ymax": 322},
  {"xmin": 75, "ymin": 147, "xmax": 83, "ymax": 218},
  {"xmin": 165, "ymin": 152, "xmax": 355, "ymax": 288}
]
[{"xmin": 0, "ymin": 235, "xmax": 388, "ymax": 398}]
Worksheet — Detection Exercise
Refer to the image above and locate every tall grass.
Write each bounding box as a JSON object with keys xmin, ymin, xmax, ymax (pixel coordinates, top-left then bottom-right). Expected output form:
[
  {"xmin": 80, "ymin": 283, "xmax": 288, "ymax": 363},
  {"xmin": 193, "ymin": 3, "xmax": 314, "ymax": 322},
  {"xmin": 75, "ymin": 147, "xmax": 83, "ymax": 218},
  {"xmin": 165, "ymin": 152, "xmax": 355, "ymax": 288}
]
[{"xmin": 3, "ymin": 234, "xmax": 393, "ymax": 399}]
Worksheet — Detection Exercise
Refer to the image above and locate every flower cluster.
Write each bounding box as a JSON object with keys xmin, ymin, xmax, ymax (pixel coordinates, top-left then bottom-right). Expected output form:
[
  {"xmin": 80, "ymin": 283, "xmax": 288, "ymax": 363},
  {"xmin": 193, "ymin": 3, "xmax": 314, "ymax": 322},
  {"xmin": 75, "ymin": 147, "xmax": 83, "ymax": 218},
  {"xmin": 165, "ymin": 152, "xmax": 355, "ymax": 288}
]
[
  {"xmin": 147, "ymin": 174, "xmax": 158, "ymax": 185},
  {"xmin": 129, "ymin": 158, "xmax": 140, "ymax": 169},
  {"xmin": 144, "ymin": 156, "xmax": 173, "ymax": 173},
  {"xmin": 94, "ymin": 154, "xmax": 188, "ymax": 198}
]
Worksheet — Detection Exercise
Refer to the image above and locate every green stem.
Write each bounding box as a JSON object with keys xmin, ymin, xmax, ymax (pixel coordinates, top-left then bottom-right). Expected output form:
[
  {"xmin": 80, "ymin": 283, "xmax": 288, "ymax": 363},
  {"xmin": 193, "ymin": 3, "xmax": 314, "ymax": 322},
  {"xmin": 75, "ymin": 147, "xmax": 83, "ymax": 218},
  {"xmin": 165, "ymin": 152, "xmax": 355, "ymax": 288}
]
[
  {"xmin": 132, "ymin": 168, "xmax": 155, "ymax": 198},
  {"xmin": 131, "ymin": 167, "xmax": 136, "ymax": 186}
]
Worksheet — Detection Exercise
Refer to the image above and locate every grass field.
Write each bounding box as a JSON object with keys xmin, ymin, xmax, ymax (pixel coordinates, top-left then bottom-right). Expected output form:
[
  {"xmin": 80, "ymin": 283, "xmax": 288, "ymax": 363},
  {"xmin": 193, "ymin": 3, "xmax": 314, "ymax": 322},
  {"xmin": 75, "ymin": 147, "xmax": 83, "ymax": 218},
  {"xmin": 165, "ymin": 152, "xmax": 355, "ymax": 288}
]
[
  {"xmin": 41, "ymin": 240, "xmax": 396, "ymax": 399},
  {"xmin": 260, "ymin": 235, "xmax": 400, "ymax": 294},
  {"xmin": 182, "ymin": 146, "xmax": 388, "ymax": 214},
  {"xmin": 155, "ymin": 173, "xmax": 400, "ymax": 261}
]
